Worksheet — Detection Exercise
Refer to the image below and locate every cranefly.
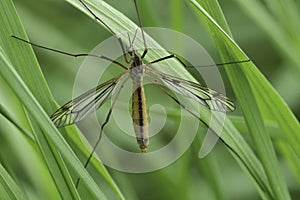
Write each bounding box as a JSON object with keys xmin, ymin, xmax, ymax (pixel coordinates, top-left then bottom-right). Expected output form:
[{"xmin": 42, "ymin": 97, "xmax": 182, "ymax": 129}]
[{"xmin": 13, "ymin": 0, "xmax": 249, "ymax": 188}]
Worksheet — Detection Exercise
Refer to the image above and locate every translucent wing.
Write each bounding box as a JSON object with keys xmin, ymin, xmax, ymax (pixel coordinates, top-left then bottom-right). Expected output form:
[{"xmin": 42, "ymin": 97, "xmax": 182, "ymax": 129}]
[
  {"xmin": 51, "ymin": 73, "xmax": 127, "ymax": 127},
  {"xmin": 145, "ymin": 68, "xmax": 235, "ymax": 112}
]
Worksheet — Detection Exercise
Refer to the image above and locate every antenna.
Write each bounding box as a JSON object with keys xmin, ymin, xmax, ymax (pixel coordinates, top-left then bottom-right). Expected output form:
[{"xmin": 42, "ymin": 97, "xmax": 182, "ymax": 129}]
[{"xmin": 133, "ymin": 0, "xmax": 148, "ymax": 58}]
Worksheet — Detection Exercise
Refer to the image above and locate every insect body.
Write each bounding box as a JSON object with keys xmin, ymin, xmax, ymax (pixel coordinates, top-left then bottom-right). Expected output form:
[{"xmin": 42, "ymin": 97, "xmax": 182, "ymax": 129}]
[
  {"xmin": 129, "ymin": 52, "xmax": 149, "ymax": 152},
  {"xmin": 48, "ymin": 0, "xmax": 236, "ymax": 155},
  {"xmin": 50, "ymin": 41, "xmax": 235, "ymax": 153}
]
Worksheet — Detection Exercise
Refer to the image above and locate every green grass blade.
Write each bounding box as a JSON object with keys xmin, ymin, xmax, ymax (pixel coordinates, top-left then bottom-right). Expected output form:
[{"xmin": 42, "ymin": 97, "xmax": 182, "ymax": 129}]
[
  {"xmin": 190, "ymin": 0, "xmax": 296, "ymax": 199},
  {"xmin": 0, "ymin": 104, "xmax": 34, "ymax": 142},
  {"xmin": 232, "ymin": 0, "xmax": 300, "ymax": 73},
  {"xmin": 0, "ymin": 163, "xmax": 28, "ymax": 200},
  {"xmin": 171, "ymin": 0, "xmax": 184, "ymax": 32},
  {"xmin": 187, "ymin": 3, "xmax": 273, "ymax": 198},
  {"xmin": 0, "ymin": 0, "xmax": 76, "ymax": 198},
  {"xmin": 231, "ymin": 0, "xmax": 300, "ymax": 183},
  {"xmin": 0, "ymin": 0, "xmax": 110, "ymax": 198},
  {"xmin": 277, "ymin": 140, "xmax": 300, "ymax": 184},
  {"xmin": 0, "ymin": 44, "xmax": 107, "ymax": 199},
  {"xmin": 1, "ymin": 0, "xmax": 125, "ymax": 198}
]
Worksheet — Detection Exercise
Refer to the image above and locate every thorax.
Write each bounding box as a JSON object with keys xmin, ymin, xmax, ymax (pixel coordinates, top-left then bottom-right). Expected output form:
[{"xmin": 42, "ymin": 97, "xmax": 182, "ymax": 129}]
[{"xmin": 129, "ymin": 53, "xmax": 145, "ymax": 83}]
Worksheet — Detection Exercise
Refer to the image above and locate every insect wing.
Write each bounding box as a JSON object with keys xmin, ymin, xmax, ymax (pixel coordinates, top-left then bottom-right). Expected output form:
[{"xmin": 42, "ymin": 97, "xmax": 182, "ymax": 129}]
[
  {"xmin": 51, "ymin": 74, "xmax": 126, "ymax": 127},
  {"xmin": 145, "ymin": 68, "xmax": 235, "ymax": 112}
]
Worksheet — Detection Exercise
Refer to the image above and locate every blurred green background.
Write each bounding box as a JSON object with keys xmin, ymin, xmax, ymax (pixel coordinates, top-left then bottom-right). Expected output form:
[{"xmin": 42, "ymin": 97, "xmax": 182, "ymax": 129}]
[{"xmin": 1, "ymin": 0, "xmax": 299, "ymax": 199}]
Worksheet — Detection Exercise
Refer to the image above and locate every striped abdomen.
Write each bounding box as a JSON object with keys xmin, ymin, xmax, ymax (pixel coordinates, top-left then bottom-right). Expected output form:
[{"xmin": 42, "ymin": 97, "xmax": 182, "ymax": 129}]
[{"xmin": 132, "ymin": 82, "xmax": 149, "ymax": 152}]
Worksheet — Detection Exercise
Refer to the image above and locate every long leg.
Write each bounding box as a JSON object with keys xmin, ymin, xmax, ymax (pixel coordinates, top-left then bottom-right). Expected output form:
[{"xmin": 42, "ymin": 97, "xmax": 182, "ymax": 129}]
[
  {"xmin": 75, "ymin": 77, "xmax": 128, "ymax": 188},
  {"xmin": 206, "ymin": 59, "xmax": 250, "ymax": 67},
  {"xmin": 146, "ymin": 54, "xmax": 187, "ymax": 67},
  {"xmin": 146, "ymin": 52, "xmax": 250, "ymax": 68},
  {"xmin": 147, "ymin": 53, "xmax": 250, "ymax": 68},
  {"xmin": 78, "ymin": 0, "xmax": 131, "ymax": 64},
  {"xmin": 12, "ymin": 36, "xmax": 127, "ymax": 70}
]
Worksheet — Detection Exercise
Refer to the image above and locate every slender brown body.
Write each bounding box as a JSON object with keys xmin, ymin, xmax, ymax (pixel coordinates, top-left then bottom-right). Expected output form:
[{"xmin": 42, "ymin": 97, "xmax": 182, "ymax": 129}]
[
  {"xmin": 130, "ymin": 53, "xmax": 149, "ymax": 152},
  {"xmin": 132, "ymin": 83, "xmax": 149, "ymax": 152}
]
